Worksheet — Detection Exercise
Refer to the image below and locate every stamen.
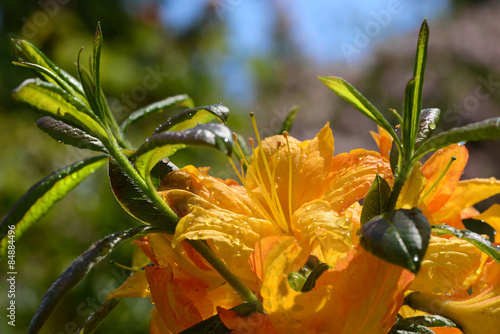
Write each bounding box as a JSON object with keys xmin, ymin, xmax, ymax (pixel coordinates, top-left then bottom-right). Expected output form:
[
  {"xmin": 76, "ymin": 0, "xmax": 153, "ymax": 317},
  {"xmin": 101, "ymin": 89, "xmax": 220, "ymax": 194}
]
[
  {"xmin": 419, "ymin": 156, "xmax": 457, "ymax": 203},
  {"xmin": 233, "ymin": 132, "xmax": 251, "ymax": 170},
  {"xmin": 110, "ymin": 260, "xmax": 140, "ymax": 272}
]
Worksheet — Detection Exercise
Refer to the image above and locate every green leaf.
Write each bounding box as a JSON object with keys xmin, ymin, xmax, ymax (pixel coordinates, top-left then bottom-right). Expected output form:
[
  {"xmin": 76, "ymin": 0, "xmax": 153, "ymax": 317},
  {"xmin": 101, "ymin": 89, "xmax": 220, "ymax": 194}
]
[
  {"xmin": 149, "ymin": 158, "xmax": 178, "ymax": 189},
  {"xmin": 93, "ymin": 22, "xmax": 104, "ymax": 117},
  {"xmin": 120, "ymin": 94, "xmax": 195, "ymax": 132},
  {"xmin": 77, "ymin": 50, "xmax": 101, "ymax": 118},
  {"xmin": 108, "ymin": 158, "xmax": 177, "ymax": 233},
  {"xmin": 0, "ymin": 155, "xmax": 107, "ymax": 258},
  {"xmin": 279, "ymin": 105, "xmax": 300, "ymax": 134},
  {"xmin": 134, "ymin": 123, "xmax": 234, "ymax": 179},
  {"xmin": 359, "ymin": 208, "xmax": 431, "ymax": 274},
  {"xmin": 153, "ymin": 103, "xmax": 229, "ymax": 134},
  {"xmin": 432, "ymin": 224, "xmax": 500, "ymax": 264},
  {"xmin": 402, "ymin": 78, "xmax": 417, "ymax": 158},
  {"xmin": 390, "ymin": 315, "xmax": 461, "ymax": 333},
  {"xmin": 412, "ymin": 118, "xmax": 500, "ymax": 161},
  {"xmin": 36, "ymin": 116, "xmax": 108, "ymax": 153},
  {"xmin": 11, "ymin": 38, "xmax": 85, "ymax": 98},
  {"xmin": 360, "ymin": 174, "xmax": 392, "ymax": 225},
  {"xmin": 27, "ymin": 225, "xmax": 161, "ymax": 334},
  {"xmin": 179, "ymin": 302, "xmax": 260, "ymax": 334},
  {"xmin": 318, "ymin": 76, "xmax": 401, "ymax": 148},
  {"xmin": 78, "ymin": 299, "xmax": 122, "ymax": 334},
  {"xmin": 410, "ymin": 19, "xmax": 429, "ymax": 147},
  {"xmin": 12, "ymin": 78, "xmax": 107, "ymax": 140}
]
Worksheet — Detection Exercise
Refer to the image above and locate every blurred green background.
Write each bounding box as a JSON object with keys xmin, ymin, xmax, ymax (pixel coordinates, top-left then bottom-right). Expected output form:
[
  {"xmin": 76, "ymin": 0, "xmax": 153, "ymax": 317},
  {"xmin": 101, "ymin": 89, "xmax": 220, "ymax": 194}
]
[{"xmin": 1, "ymin": 0, "xmax": 499, "ymax": 333}]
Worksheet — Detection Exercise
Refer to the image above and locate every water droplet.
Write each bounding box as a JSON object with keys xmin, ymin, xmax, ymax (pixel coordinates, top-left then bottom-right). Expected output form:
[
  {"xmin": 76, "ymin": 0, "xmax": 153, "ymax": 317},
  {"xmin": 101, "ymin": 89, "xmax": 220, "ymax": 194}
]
[{"xmin": 413, "ymin": 255, "xmax": 419, "ymax": 262}]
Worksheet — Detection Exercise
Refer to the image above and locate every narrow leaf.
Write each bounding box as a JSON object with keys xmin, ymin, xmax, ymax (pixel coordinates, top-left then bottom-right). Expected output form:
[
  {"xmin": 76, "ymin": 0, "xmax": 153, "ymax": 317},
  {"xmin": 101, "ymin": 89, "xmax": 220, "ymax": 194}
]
[
  {"xmin": 134, "ymin": 123, "xmax": 233, "ymax": 179},
  {"xmin": 153, "ymin": 103, "xmax": 229, "ymax": 134},
  {"xmin": 77, "ymin": 50, "xmax": 100, "ymax": 118},
  {"xmin": 0, "ymin": 155, "xmax": 107, "ymax": 257},
  {"xmin": 300, "ymin": 263, "xmax": 329, "ymax": 292},
  {"xmin": 93, "ymin": 22, "xmax": 104, "ymax": 117},
  {"xmin": 413, "ymin": 118, "xmax": 500, "ymax": 161},
  {"xmin": 432, "ymin": 224, "xmax": 500, "ymax": 264},
  {"xmin": 360, "ymin": 174, "xmax": 392, "ymax": 225},
  {"xmin": 27, "ymin": 226, "xmax": 161, "ymax": 334},
  {"xmin": 108, "ymin": 158, "xmax": 177, "ymax": 233},
  {"xmin": 149, "ymin": 158, "xmax": 178, "ymax": 189},
  {"xmin": 410, "ymin": 19, "xmax": 429, "ymax": 147},
  {"xmin": 36, "ymin": 117, "xmax": 108, "ymax": 153},
  {"xmin": 319, "ymin": 76, "xmax": 400, "ymax": 147},
  {"xmin": 12, "ymin": 78, "xmax": 107, "ymax": 139},
  {"xmin": 11, "ymin": 38, "xmax": 85, "ymax": 97},
  {"xmin": 279, "ymin": 105, "xmax": 300, "ymax": 134},
  {"xmin": 415, "ymin": 108, "xmax": 440, "ymax": 146},
  {"xmin": 359, "ymin": 208, "xmax": 431, "ymax": 273},
  {"xmin": 78, "ymin": 299, "xmax": 122, "ymax": 334},
  {"xmin": 120, "ymin": 94, "xmax": 194, "ymax": 132},
  {"xmin": 402, "ymin": 78, "xmax": 416, "ymax": 158}
]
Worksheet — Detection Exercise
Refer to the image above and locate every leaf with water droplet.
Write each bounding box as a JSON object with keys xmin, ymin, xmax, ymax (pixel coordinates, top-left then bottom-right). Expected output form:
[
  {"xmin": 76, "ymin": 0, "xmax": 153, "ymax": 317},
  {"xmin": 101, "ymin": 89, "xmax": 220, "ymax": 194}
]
[
  {"xmin": 360, "ymin": 174, "xmax": 391, "ymax": 225},
  {"xmin": 359, "ymin": 208, "xmax": 430, "ymax": 274}
]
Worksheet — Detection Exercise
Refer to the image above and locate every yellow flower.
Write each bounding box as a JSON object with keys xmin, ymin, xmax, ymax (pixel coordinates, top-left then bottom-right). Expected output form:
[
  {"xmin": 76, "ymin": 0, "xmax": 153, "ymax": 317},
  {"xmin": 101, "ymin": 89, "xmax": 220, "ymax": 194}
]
[{"xmin": 406, "ymin": 258, "xmax": 500, "ymax": 334}]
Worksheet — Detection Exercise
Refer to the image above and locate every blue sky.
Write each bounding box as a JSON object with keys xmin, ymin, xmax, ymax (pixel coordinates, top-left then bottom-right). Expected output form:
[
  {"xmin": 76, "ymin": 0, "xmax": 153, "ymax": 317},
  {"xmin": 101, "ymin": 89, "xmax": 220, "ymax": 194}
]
[{"xmin": 161, "ymin": 0, "xmax": 451, "ymax": 102}]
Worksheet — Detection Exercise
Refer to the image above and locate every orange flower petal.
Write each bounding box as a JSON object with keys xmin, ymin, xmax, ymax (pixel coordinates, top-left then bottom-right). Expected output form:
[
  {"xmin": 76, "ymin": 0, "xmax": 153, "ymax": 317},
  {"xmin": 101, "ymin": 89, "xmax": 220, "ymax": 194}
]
[
  {"xmin": 324, "ymin": 149, "xmax": 393, "ymax": 213},
  {"xmin": 421, "ymin": 144, "xmax": 468, "ymax": 213},
  {"xmin": 433, "ymin": 178, "xmax": 500, "ymax": 222},
  {"xmin": 106, "ymin": 270, "xmax": 151, "ymax": 300},
  {"xmin": 149, "ymin": 308, "xmax": 173, "ymax": 334},
  {"xmin": 370, "ymin": 125, "xmax": 393, "ymax": 161},
  {"xmin": 145, "ymin": 266, "xmax": 202, "ymax": 333}
]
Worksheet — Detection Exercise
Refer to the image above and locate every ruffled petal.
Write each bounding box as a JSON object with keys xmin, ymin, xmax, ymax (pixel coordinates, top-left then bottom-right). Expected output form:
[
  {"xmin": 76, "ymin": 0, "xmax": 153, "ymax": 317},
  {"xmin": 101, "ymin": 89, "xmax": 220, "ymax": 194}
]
[
  {"xmin": 173, "ymin": 206, "xmax": 282, "ymax": 282},
  {"xmin": 292, "ymin": 199, "xmax": 353, "ymax": 266},
  {"xmin": 159, "ymin": 165, "xmax": 260, "ymax": 217},
  {"xmin": 409, "ymin": 236, "xmax": 484, "ymax": 294},
  {"xmin": 324, "ymin": 149, "xmax": 393, "ymax": 213},
  {"xmin": 218, "ymin": 307, "xmax": 276, "ymax": 334},
  {"xmin": 370, "ymin": 125, "xmax": 393, "ymax": 161},
  {"xmin": 421, "ymin": 144, "xmax": 468, "ymax": 213},
  {"xmin": 145, "ymin": 266, "xmax": 203, "ymax": 333},
  {"xmin": 433, "ymin": 178, "xmax": 500, "ymax": 222}
]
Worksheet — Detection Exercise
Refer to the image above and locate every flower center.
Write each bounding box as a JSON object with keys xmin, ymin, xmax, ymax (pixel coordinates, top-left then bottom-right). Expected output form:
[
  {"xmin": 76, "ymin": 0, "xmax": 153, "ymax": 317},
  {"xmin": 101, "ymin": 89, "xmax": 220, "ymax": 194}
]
[{"xmin": 228, "ymin": 113, "xmax": 293, "ymax": 233}]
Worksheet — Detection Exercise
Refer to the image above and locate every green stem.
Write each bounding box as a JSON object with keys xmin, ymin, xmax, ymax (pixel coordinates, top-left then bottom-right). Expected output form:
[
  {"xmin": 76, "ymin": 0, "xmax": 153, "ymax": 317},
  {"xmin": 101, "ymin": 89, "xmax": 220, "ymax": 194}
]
[
  {"xmin": 187, "ymin": 239, "xmax": 259, "ymax": 304},
  {"xmin": 385, "ymin": 163, "xmax": 413, "ymax": 212}
]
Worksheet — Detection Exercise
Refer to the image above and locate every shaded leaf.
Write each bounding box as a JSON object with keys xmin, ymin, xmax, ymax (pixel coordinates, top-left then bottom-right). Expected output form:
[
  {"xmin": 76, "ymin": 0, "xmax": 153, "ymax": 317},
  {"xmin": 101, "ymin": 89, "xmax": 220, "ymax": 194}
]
[
  {"xmin": 391, "ymin": 315, "xmax": 461, "ymax": 333},
  {"xmin": 36, "ymin": 116, "xmax": 108, "ymax": 153},
  {"xmin": 12, "ymin": 78, "xmax": 107, "ymax": 139},
  {"xmin": 415, "ymin": 108, "xmax": 440, "ymax": 146},
  {"xmin": 92, "ymin": 22, "xmax": 104, "ymax": 118},
  {"xmin": 278, "ymin": 105, "xmax": 300, "ymax": 134},
  {"xmin": 179, "ymin": 302, "xmax": 260, "ymax": 334},
  {"xmin": 318, "ymin": 76, "xmax": 400, "ymax": 147},
  {"xmin": 0, "ymin": 155, "xmax": 107, "ymax": 258},
  {"xmin": 77, "ymin": 50, "xmax": 101, "ymax": 120},
  {"xmin": 432, "ymin": 224, "xmax": 500, "ymax": 264},
  {"xmin": 413, "ymin": 118, "xmax": 500, "ymax": 161},
  {"xmin": 27, "ymin": 225, "xmax": 162, "ymax": 334},
  {"xmin": 153, "ymin": 103, "xmax": 229, "ymax": 134},
  {"xmin": 360, "ymin": 174, "xmax": 392, "ymax": 225},
  {"xmin": 402, "ymin": 78, "xmax": 417, "ymax": 158},
  {"xmin": 11, "ymin": 38, "xmax": 85, "ymax": 97},
  {"xmin": 150, "ymin": 158, "xmax": 178, "ymax": 189},
  {"xmin": 108, "ymin": 158, "xmax": 177, "ymax": 233},
  {"xmin": 134, "ymin": 123, "xmax": 233, "ymax": 179},
  {"xmin": 301, "ymin": 262, "xmax": 329, "ymax": 292},
  {"xmin": 359, "ymin": 208, "xmax": 431, "ymax": 273},
  {"xmin": 121, "ymin": 94, "xmax": 194, "ymax": 132},
  {"xmin": 78, "ymin": 299, "xmax": 122, "ymax": 334}
]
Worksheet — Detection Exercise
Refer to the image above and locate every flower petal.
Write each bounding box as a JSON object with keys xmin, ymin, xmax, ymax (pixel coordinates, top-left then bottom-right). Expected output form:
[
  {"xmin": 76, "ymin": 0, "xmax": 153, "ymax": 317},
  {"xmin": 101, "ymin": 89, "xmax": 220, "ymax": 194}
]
[
  {"xmin": 292, "ymin": 199, "xmax": 353, "ymax": 266},
  {"xmin": 173, "ymin": 206, "xmax": 282, "ymax": 283},
  {"xmin": 106, "ymin": 270, "xmax": 151, "ymax": 300},
  {"xmin": 406, "ymin": 259, "xmax": 500, "ymax": 334},
  {"xmin": 324, "ymin": 149, "xmax": 393, "ymax": 213},
  {"xmin": 370, "ymin": 125, "xmax": 393, "ymax": 161},
  {"xmin": 397, "ymin": 163, "xmax": 426, "ymax": 209},
  {"xmin": 421, "ymin": 144, "xmax": 468, "ymax": 213},
  {"xmin": 409, "ymin": 236, "xmax": 484, "ymax": 294},
  {"xmin": 145, "ymin": 265, "xmax": 203, "ymax": 333},
  {"xmin": 218, "ymin": 307, "xmax": 276, "ymax": 334},
  {"xmin": 433, "ymin": 178, "xmax": 500, "ymax": 222}
]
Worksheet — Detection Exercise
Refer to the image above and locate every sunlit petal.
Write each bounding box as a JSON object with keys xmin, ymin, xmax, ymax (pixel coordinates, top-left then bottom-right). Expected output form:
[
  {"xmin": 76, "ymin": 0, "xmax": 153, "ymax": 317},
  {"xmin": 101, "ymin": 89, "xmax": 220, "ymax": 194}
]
[
  {"xmin": 473, "ymin": 204, "xmax": 500, "ymax": 243},
  {"xmin": 106, "ymin": 270, "xmax": 151, "ymax": 300},
  {"xmin": 370, "ymin": 125, "xmax": 393, "ymax": 161}
]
